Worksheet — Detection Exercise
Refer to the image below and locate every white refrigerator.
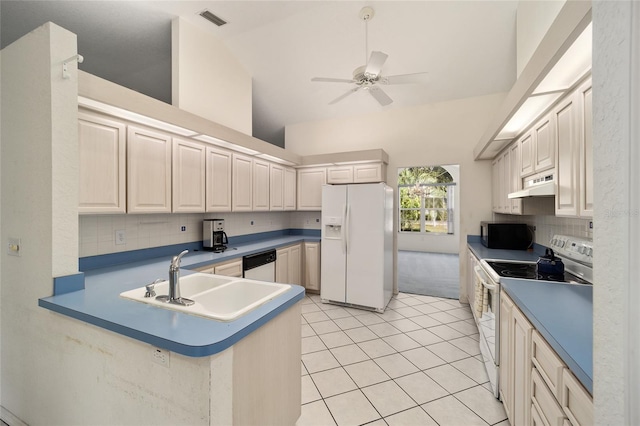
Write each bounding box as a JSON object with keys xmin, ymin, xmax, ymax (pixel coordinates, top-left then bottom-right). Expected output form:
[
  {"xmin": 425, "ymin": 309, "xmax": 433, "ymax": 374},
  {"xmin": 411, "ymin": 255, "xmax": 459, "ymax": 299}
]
[{"xmin": 320, "ymin": 183, "xmax": 394, "ymax": 312}]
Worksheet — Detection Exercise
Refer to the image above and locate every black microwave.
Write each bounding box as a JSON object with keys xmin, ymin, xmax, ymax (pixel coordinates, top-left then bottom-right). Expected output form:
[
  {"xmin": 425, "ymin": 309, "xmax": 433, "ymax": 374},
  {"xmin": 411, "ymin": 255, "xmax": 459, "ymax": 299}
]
[{"xmin": 480, "ymin": 222, "xmax": 531, "ymax": 250}]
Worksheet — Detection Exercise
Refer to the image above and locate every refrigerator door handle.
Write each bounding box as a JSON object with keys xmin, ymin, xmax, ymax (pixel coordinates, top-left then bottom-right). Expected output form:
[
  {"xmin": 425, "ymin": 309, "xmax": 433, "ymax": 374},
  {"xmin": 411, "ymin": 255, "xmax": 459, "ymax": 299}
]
[
  {"xmin": 341, "ymin": 203, "xmax": 347, "ymax": 254},
  {"xmin": 345, "ymin": 202, "xmax": 350, "ymax": 254}
]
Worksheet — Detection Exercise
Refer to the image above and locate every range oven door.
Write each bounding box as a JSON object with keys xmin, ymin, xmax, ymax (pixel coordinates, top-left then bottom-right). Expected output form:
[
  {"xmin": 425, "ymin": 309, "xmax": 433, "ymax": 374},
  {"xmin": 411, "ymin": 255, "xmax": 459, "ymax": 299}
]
[{"xmin": 474, "ymin": 265, "xmax": 500, "ymax": 398}]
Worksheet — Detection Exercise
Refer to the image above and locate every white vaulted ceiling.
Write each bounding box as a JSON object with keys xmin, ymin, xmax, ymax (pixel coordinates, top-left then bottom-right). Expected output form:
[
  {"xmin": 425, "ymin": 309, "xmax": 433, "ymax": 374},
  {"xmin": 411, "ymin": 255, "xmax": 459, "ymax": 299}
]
[{"xmin": 0, "ymin": 1, "xmax": 519, "ymax": 146}]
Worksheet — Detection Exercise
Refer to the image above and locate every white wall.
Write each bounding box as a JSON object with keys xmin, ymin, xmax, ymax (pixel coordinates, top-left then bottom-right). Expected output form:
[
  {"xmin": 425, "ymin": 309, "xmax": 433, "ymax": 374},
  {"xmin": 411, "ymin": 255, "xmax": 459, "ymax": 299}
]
[
  {"xmin": 171, "ymin": 18, "xmax": 252, "ymax": 135},
  {"xmin": 1, "ymin": 22, "xmax": 79, "ymax": 423},
  {"xmin": 397, "ymin": 164, "xmax": 460, "ymax": 254},
  {"xmin": 516, "ymin": 0, "xmax": 566, "ymax": 77},
  {"xmin": 285, "ymin": 93, "xmax": 505, "ymax": 300},
  {"xmin": 592, "ymin": 2, "xmax": 639, "ymax": 424}
]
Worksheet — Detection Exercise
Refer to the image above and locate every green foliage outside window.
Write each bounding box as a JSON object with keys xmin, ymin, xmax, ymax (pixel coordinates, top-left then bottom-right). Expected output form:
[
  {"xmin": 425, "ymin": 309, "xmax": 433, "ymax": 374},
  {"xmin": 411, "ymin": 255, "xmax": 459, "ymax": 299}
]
[{"xmin": 398, "ymin": 166, "xmax": 455, "ymax": 234}]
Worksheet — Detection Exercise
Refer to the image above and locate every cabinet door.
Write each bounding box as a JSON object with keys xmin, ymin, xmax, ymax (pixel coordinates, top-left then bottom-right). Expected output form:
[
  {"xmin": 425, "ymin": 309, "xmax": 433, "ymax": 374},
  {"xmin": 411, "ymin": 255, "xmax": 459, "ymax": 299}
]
[
  {"xmin": 520, "ymin": 132, "xmax": 535, "ymax": 177},
  {"xmin": 276, "ymin": 247, "xmax": 290, "ymax": 284},
  {"xmin": 533, "ymin": 115, "xmax": 555, "ymax": 172},
  {"xmin": 466, "ymin": 250, "xmax": 479, "ymax": 306},
  {"xmin": 297, "ymin": 168, "xmax": 326, "ymax": 210},
  {"xmin": 270, "ymin": 163, "xmax": 284, "ymax": 210},
  {"xmin": 172, "ymin": 138, "xmax": 205, "ymax": 213},
  {"xmin": 304, "ymin": 242, "xmax": 321, "ymax": 291},
  {"xmin": 289, "ymin": 244, "xmax": 302, "ymax": 285},
  {"xmin": 78, "ymin": 112, "xmax": 126, "ymax": 214},
  {"xmin": 499, "ymin": 293, "xmax": 514, "ymax": 423},
  {"xmin": 206, "ymin": 146, "xmax": 232, "ymax": 212},
  {"xmin": 232, "ymin": 153, "xmax": 253, "ymax": 211},
  {"xmin": 492, "ymin": 159, "xmax": 500, "ymax": 213},
  {"xmin": 510, "ymin": 142, "xmax": 522, "ymax": 214},
  {"xmin": 213, "ymin": 259, "xmax": 243, "ymax": 277},
  {"xmin": 353, "ymin": 163, "xmax": 384, "ymax": 183},
  {"xmin": 579, "ymin": 80, "xmax": 593, "ymax": 218},
  {"xmin": 531, "ymin": 368, "xmax": 566, "ymax": 426},
  {"xmin": 561, "ymin": 369, "xmax": 593, "ymax": 426},
  {"xmin": 253, "ymin": 159, "xmax": 270, "ymax": 211},
  {"xmin": 501, "ymin": 149, "xmax": 510, "ymax": 213},
  {"xmin": 127, "ymin": 126, "xmax": 172, "ymax": 213},
  {"xmin": 512, "ymin": 302, "xmax": 533, "ymax": 426},
  {"xmin": 283, "ymin": 167, "xmax": 297, "ymax": 211},
  {"xmin": 327, "ymin": 166, "xmax": 353, "ymax": 184},
  {"xmin": 555, "ymin": 95, "xmax": 579, "ymax": 217}
]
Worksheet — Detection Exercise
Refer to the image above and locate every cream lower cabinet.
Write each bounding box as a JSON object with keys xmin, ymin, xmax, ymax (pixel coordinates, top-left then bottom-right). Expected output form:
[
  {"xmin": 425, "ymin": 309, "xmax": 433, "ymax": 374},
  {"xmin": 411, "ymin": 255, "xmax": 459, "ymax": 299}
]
[
  {"xmin": 172, "ymin": 138, "xmax": 205, "ymax": 213},
  {"xmin": 501, "ymin": 297, "xmax": 593, "ymax": 426},
  {"xmin": 127, "ymin": 125, "xmax": 172, "ymax": 213},
  {"xmin": 500, "ymin": 292, "xmax": 532, "ymax": 426},
  {"xmin": 276, "ymin": 244, "xmax": 302, "ymax": 285},
  {"xmin": 303, "ymin": 242, "xmax": 321, "ymax": 292},
  {"xmin": 78, "ymin": 111, "xmax": 126, "ymax": 214},
  {"xmin": 193, "ymin": 258, "xmax": 243, "ymax": 277}
]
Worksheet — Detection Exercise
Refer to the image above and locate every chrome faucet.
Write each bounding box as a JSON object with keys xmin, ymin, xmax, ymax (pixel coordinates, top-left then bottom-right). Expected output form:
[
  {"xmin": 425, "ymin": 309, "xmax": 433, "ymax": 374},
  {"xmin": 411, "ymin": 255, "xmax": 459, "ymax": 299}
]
[{"xmin": 156, "ymin": 250, "xmax": 194, "ymax": 306}]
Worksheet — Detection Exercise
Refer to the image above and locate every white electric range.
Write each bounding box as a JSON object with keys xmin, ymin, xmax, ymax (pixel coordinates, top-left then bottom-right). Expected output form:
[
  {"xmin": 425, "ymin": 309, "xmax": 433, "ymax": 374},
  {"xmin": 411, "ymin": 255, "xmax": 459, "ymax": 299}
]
[{"xmin": 472, "ymin": 234, "xmax": 593, "ymax": 398}]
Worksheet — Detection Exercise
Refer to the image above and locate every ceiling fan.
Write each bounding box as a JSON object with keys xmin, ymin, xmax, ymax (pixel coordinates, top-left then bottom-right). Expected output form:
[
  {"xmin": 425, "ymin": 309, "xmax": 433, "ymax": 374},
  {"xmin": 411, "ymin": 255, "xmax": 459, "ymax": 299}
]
[{"xmin": 311, "ymin": 6, "xmax": 429, "ymax": 106}]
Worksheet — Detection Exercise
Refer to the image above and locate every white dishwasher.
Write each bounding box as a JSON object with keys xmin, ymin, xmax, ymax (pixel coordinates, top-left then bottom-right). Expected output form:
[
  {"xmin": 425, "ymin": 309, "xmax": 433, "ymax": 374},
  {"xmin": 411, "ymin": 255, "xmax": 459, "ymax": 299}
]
[{"xmin": 242, "ymin": 249, "xmax": 276, "ymax": 282}]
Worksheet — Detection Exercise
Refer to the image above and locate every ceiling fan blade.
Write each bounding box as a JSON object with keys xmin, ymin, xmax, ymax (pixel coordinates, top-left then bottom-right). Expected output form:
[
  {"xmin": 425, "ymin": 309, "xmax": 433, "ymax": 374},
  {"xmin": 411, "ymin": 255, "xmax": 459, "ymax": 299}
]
[
  {"xmin": 364, "ymin": 51, "xmax": 388, "ymax": 77},
  {"xmin": 312, "ymin": 77, "xmax": 355, "ymax": 83},
  {"xmin": 369, "ymin": 86, "xmax": 393, "ymax": 106},
  {"xmin": 381, "ymin": 72, "xmax": 430, "ymax": 85},
  {"xmin": 329, "ymin": 87, "xmax": 361, "ymax": 105}
]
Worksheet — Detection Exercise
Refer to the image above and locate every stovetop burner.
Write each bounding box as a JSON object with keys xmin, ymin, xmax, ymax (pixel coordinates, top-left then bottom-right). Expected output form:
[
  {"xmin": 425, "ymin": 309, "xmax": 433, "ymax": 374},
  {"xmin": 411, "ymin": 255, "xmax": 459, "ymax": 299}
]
[{"xmin": 485, "ymin": 261, "xmax": 590, "ymax": 284}]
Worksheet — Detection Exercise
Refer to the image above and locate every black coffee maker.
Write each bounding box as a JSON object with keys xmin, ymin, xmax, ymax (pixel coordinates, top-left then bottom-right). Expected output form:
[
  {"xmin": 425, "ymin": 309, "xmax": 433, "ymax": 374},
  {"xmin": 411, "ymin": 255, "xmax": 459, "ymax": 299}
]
[{"xmin": 203, "ymin": 219, "xmax": 228, "ymax": 252}]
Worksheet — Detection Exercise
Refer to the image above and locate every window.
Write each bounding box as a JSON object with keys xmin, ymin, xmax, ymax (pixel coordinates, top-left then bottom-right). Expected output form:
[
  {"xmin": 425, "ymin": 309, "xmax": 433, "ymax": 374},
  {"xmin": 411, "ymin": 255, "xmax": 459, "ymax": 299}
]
[{"xmin": 398, "ymin": 166, "xmax": 455, "ymax": 234}]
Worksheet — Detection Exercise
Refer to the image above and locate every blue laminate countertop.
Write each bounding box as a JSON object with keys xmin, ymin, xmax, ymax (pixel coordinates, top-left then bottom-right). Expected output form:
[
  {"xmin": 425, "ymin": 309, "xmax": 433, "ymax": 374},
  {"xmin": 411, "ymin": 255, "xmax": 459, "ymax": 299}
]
[
  {"xmin": 39, "ymin": 236, "xmax": 318, "ymax": 357},
  {"xmin": 467, "ymin": 240, "xmax": 545, "ymax": 262},
  {"xmin": 501, "ymin": 279, "xmax": 592, "ymax": 395}
]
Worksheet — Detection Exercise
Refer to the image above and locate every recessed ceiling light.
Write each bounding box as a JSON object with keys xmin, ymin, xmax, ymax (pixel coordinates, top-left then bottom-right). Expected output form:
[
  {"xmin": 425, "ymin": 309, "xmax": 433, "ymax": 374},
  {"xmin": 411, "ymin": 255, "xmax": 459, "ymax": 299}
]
[{"xmin": 199, "ymin": 10, "xmax": 227, "ymax": 27}]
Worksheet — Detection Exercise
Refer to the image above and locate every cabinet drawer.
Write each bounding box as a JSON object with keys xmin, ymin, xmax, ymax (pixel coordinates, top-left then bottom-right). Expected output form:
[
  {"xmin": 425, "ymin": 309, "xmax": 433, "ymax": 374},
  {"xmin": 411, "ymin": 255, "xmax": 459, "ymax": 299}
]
[
  {"xmin": 193, "ymin": 265, "xmax": 215, "ymax": 274},
  {"xmin": 561, "ymin": 369, "xmax": 592, "ymax": 426},
  {"xmin": 532, "ymin": 330, "xmax": 565, "ymax": 399},
  {"xmin": 213, "ymin": 259, "xmax": 243, "ymax": 277},
  {"xmin": 531, "ymin": 403, "xmax": 546, "ymax": 426},
  {"xmin": 532, "ymin": 368, "xmax": 566, "ymax": 426}
]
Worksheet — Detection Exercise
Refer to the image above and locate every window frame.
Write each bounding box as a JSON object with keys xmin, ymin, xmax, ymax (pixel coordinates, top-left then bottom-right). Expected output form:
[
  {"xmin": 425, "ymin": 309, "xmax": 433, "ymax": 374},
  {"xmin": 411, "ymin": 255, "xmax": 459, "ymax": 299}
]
[{"xmin": 398, "ymin": 182, "xmax": 456, "ymax": 235}]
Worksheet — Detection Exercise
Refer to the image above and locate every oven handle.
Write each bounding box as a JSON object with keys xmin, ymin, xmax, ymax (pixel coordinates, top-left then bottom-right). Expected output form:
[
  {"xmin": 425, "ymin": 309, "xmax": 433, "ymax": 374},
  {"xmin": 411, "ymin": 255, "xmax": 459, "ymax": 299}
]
[{"xmin": 474, "ymin": 266, "xmax": 497, "ymax": 291}]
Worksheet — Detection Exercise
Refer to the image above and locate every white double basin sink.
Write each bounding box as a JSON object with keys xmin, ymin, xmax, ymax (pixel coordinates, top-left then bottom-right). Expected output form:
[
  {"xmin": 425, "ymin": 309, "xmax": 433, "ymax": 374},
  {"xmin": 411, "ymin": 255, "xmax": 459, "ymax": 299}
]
[{"xmin": 120, "ymin": 273, "xmax": 291, "ymax": 321}]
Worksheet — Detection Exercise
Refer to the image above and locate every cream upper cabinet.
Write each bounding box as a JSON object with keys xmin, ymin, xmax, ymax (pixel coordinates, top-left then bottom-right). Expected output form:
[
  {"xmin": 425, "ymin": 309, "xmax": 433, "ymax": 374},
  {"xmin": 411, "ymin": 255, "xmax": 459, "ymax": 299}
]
[
  {"xmin": 353, "ymin": 163, "xmax": 385, "ymax": 183},
  {"xmin": 519, "ymin": 114, "xmax": 554, "ymax": 178},
  {"xmin": 509, "ymin": 142, "xmax": 522, "ymax": 214},
  {"xmin": 172, "ymin": 138, "xmax": 205, "ymax": 213},
  {"xmin": 205, "ymin": 146, "xmax": 232, "ymax": 212},
  {"xmin": 283, "ymin": 167, "xmax": 297, "ymax": 211},
  {"xmin": 578, "ymin": 79, "xmax": 593, "ymax": 218},
  {"xmin": 303, "ymin": 242, "xmax": 321, "ymax": 292},
  {"xmin": 492, "ymin": 151, "xmax": 509, "ymax": 213},
  {"xmin": 554, "ymin": 93, "xmax": 580, "ymax": 217},
  {"xmin": 327, "ymin": 166, "xmax": 353, "ymax": 184},
  {"xmin": 520, "ymin": 132, "xmax": 535, "ymax": 177},
  {"xmin": 78, "ymin": 112, "xmax": 126, "ymax": 214},
  {"xmin": 533, "ymin": 115, "xmax": 555, "ymax": 172},
  {"xmin": 327, "ymin": 162, "xmax": 386, "ymax": 184},
  {"xmin": 253, "ymin": 158, "xmax": 270, "ymax": 211},
  {"xmin": 270, "ymin": 163, "xmax": 285, "ymax": 210},
  {"xmin": 232, "ymin": 153, "xmax": 253, "ymax": 211},
  {"xmin": 127, "ymin": 125, "xmax": 172, "ymax": 213},
  {"xmin": 297, "ymin": 167, "xmax": 327, "ymax": 210}
]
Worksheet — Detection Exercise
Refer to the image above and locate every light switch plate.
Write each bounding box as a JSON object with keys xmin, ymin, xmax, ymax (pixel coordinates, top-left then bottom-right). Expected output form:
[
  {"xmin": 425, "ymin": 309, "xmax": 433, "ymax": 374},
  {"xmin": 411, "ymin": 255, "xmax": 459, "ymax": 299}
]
[
  {"xmin": 115, "ymin": 230, "xmax": 126, "ymax": 245},
  {"xmin": 7, "ymin": 237, "xmax": 21, "ymax": 256}
]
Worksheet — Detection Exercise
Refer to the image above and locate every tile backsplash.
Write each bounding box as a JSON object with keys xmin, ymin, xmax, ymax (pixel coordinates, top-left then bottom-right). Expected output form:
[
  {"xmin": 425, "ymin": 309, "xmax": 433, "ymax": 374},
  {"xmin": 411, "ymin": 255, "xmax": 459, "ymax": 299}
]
[
  {"xmin": 79, "ymin": 211, "xmax": 322, "ymax": 257},
  {"xmin": 494, "ymin": 213, "xmax": 593, "ymax": 245}
]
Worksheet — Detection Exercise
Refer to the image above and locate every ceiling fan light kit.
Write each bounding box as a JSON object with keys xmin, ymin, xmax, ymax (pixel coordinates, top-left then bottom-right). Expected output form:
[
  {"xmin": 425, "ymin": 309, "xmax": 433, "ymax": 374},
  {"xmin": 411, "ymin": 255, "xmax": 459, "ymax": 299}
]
[{"xmin": 311, "ymin": 6, "xmax": 429, "ymax": 106}]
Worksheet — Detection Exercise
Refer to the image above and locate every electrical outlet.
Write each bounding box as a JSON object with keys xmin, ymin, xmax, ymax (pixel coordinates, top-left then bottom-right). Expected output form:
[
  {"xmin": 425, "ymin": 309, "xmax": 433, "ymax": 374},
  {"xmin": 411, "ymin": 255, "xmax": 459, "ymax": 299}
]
[
  {"xmin": 587, "ymin": 221, "xmax": 593, "ymax": 231},
  {"xmin": 180, "ymin": 226, "xmax": 186, "ymax": 232},
  {"xmin": 115, "ymin": 230, "xmax": 126, "ymax": 245},
  {"xmin": 151, "ymin": 347, "xmax": 170, "ymax": 367},
  {"xmin": 250, "ymin": 220, "xmax": 254, "ymax": 226}
]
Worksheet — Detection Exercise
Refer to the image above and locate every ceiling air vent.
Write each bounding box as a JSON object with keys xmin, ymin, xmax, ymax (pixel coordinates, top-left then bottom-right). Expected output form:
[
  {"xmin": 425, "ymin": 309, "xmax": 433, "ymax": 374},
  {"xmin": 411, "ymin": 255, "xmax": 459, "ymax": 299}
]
[{"xmin": 199, "ymin": 10, "xmax": 227, "ymax": 27}]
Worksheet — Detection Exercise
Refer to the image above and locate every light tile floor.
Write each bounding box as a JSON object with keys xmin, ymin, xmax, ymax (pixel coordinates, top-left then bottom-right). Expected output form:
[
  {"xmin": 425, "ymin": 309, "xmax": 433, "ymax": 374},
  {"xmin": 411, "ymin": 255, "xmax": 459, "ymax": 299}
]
[{"xmin": 296, "ymin": 292, "xmax": 509, "ymax": 426}]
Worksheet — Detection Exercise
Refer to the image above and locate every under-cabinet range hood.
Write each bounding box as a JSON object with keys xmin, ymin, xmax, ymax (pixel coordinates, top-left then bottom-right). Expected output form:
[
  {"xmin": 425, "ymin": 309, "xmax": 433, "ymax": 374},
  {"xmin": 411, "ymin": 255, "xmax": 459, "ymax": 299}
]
[{"xmin": 508, "ymin": 173, "xmax": 555, "ymax": 199}]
